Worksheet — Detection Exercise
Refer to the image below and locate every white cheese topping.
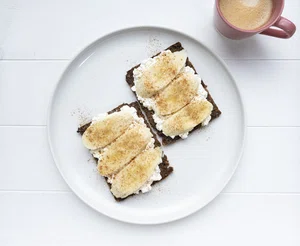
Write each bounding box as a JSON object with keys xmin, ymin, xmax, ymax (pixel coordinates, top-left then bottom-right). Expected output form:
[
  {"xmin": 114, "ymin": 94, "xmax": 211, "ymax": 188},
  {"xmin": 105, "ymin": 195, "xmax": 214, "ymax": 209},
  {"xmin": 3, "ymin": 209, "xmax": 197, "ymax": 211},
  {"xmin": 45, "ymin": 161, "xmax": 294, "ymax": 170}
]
[
  {"xmin": 120, "ymin": 105, "xmax": 145, "ymax": 125},
  {"xmin": 145, "ymin": 137, "xmax": 155, "ymax": 150},
  {"xmin": 131, "ymin": 85, "xmax": 157, "ymax": 111},
  {"xmin": 152, "ymin": 113, "xmax": 164, "ymax": 131},
  {"xmin": 202, "ymin": 115, "xmax": 212, "ymax": 126},
  {"xmin": 107, "ymin": 174, "xmax": 115, "ymax": 184},
  {"xmin": 137, "ymin": 96, "xmax": 156, "ymax": 110},
  {"xmin": 133, "ymin": 53, "xmax": 159, "ymax": 83},
  {"xmin": 135, "ymin": 164, "xmax": 162, "ymax": 194},
  {"xmin": 179, "ymin": 132, "xmax": 189, "ymax": 139},
  {"xmin": 89, "ymin": 147, "xmax": 107, "ymax": 162},
  {"xmin": 91, "ymin": 113, "xmax": 108, "ymax": 125}
]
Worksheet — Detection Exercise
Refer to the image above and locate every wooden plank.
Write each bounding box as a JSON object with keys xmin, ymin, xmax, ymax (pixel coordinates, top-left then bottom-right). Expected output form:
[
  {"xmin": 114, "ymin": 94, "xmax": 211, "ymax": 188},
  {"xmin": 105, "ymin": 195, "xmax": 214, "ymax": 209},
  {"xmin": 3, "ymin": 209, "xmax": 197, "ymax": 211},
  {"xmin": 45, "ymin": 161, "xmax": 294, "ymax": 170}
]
[
  {"xmin": 0, "ymin": 127, "xmax": 299, "ymax": 193},
  {"xmin": 0, "ymin": 60, "xmax": 299, "ymax": 126},
  {"xmin": 0, "ymin": 192, "xmax": 299, "ymax": 245},
  {"xmin": 0, "ymin": 0, "xmax": 299, "ymax": 60},
  {"xmin": 225, "ymin": 127, "xmax": 300, "ymax": 193},
  {"xmin": 0, "ymin": 61, "xmax": 67, "ymax": 125},
  {"xmin": 226, "ymin": 60, "xmax": 300, "ymax": 126},
  {"xmin": 0, "ymin": 126, "xmax": 68, "ymax": 191}
]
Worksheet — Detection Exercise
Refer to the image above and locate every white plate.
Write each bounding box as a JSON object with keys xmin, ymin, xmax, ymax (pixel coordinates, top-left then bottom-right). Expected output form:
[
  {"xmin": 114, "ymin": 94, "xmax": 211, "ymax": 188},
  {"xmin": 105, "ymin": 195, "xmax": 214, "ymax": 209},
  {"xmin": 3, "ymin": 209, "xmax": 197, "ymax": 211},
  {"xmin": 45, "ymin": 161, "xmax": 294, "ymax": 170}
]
[{"xmin": 47, "ymin": 26, "xmax": 246, "ymax": 224}]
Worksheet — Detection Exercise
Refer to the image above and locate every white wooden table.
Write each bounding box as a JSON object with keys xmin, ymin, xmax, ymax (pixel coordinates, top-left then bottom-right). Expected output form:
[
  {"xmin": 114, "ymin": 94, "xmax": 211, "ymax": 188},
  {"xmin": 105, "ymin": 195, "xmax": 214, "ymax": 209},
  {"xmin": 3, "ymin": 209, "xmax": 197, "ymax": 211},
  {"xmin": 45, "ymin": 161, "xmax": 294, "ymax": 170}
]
[{"xmin": 1, "ymin": 0, "xmax": 300, "ymax": 245}]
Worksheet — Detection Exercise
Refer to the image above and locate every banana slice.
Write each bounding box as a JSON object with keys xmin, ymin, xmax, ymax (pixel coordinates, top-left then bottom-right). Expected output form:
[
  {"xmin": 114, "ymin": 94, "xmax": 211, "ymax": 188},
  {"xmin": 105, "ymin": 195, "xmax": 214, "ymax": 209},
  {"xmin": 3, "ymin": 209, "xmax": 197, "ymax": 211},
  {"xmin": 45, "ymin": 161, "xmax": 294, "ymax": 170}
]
[
  {"xmin": 111, "ymin": 147, "xmax": 162, "ymax": 199},
  {"xmin": 162, "ymin": 100, "xmax": 213, "ymax": 137},
  {"xmin": 155, "ymin": 67, "xmax": 200, "ymax": 116},
  {"xmin": 98, "ymin": 124, "xmax": 153, "ymax": 176},
  {"xmin": 134, "ymin": 50, "xmax": 187, "ymax": 98},
  {"xmin": 82, "ymin": 111, "xmax": 134, "ymax": 150}
]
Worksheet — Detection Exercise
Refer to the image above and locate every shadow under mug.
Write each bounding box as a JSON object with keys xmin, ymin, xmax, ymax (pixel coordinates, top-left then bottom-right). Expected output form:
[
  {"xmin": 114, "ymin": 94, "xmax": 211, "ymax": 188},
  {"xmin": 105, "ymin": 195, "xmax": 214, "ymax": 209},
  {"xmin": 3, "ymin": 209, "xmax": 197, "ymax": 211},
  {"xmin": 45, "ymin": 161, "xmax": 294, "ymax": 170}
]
[{"xmin": 214, "ymin": 0, "xmax": 296, "ymax": 40}]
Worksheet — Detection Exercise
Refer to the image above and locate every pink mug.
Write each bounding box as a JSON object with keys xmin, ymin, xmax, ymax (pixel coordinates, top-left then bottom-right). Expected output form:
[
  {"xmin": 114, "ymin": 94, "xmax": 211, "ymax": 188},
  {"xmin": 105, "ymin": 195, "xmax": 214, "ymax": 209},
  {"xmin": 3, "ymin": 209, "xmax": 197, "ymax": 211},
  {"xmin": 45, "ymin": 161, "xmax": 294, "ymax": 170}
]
[{"xmin": 214, "ymin": 0, "xmax": 296, "ymax": 40}]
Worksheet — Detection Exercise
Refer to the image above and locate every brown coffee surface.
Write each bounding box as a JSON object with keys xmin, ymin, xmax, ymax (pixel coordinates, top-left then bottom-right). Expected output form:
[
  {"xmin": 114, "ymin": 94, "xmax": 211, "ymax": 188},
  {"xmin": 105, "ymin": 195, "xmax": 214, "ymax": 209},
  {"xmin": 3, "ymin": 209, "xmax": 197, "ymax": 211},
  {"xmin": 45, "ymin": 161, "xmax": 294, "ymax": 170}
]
[{"xmin": 219, "ymin": 0, "xmax": 273, "ymax": 30}]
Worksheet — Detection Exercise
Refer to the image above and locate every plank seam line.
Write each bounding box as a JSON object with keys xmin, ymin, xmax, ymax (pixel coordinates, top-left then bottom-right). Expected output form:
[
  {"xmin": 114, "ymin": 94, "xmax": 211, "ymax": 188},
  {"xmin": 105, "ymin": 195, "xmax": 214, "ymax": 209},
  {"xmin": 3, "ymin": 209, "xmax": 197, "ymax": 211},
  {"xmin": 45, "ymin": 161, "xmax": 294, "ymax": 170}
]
[
  {"xmin": 1, "ymin": 190, "xmax": 300, "ymax": 195},
  {"xmin": 0, "ymin": 59, "xmax": 69, "ymax": 61},
  {"xmin": 1, "ymin": 125, "xmax": 300, "ymax": 128},
  {"xmin": 0, "ymin": 59, "xmax": 300, "ymax": 62}
]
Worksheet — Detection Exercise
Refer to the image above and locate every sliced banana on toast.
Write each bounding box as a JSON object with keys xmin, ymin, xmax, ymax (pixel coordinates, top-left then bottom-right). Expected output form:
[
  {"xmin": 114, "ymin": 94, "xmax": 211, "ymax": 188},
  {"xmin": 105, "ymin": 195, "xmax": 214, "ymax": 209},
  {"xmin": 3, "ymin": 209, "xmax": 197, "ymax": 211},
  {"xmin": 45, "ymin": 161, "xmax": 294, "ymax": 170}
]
[
  {"xmin": 98, "ymin": 123, "xmax": 153, "ymax": 176},
  {"xmin": 110, "ymin": 147, "xmax": 162, "ymax": 199},
  {"xmin": 82, "ymin": 111, "xmax": 134, "ymax": 150},
  {"xmin": 162, "ymin": 99, "xmax": 213, "ymax": 137},
  {"xmin": 155, "ymin": 67, "xmax": 200, "ymax": 116},
  {"xmin": 134, "ymin": 50, "xmax": 187, "ymax": 98}
]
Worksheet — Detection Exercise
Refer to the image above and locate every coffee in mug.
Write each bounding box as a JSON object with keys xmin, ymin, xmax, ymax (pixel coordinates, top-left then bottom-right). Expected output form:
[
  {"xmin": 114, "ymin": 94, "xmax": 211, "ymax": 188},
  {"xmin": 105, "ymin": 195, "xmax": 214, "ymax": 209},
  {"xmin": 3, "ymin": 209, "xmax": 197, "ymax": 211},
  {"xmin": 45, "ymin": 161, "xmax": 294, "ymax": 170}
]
[
  {"xmin": 214, "ymin": 0, "xmax": 296, "ymax": 39},
  {"xmin": 219, "ymin": 0, "xmax": 273, "ymax": 30}
]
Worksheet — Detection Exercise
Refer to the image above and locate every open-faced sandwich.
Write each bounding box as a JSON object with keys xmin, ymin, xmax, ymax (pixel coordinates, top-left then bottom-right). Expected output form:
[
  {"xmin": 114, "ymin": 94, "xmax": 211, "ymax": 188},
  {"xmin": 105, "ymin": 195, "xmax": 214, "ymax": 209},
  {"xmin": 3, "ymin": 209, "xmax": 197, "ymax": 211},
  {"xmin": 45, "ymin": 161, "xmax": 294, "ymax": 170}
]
[
  {"xmin": 126, "ymin": 42, "xmax": 221, "ymax": 145},
  {"xmin": 77, "ymin": 102, "xmax": 173, "ymax": 200}
]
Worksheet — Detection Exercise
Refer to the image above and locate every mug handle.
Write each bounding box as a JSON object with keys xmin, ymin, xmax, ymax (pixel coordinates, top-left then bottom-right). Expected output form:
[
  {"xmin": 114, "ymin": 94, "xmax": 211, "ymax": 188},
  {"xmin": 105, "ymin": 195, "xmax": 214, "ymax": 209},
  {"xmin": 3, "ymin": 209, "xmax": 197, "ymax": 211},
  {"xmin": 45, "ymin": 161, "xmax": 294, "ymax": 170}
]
[{"xmin": 260, "ymin": 17, "xmax": 296, "ymax": 39}]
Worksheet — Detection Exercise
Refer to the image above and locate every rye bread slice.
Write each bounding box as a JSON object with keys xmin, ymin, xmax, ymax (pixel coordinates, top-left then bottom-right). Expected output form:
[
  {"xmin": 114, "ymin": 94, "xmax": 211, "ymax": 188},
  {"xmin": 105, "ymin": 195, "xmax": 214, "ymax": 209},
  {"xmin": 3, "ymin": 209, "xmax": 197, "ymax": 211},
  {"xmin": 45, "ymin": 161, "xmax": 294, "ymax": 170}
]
[
  {"xmin": 126, "ymin": 42, "xmax": 222, "ymax": 145},
  {"xmin": 77, "ymin": 102, "xmax": 173, "ymax": 201}
]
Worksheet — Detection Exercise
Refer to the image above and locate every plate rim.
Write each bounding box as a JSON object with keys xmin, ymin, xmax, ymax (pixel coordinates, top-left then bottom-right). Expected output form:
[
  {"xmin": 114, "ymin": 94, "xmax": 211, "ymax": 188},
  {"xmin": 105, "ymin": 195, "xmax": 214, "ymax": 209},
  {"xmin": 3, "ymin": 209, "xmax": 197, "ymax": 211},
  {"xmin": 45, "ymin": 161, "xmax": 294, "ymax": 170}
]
[{"xmin": 47, "ymin": 25, "xmax": 247, "ymax": 225}]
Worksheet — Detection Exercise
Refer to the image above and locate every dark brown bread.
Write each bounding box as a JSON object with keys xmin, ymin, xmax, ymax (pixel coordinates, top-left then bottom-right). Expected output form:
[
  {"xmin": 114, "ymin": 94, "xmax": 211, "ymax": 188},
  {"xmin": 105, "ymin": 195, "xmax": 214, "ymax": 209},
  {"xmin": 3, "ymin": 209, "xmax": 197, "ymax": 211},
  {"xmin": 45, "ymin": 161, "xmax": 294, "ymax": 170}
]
[
  {"xmin": 125, "ymin": 42, "xmax": 222, "ymax": 145},
  {"xmin": 77, "ymin": 102, "xmax": 173, "ymax": 201}
]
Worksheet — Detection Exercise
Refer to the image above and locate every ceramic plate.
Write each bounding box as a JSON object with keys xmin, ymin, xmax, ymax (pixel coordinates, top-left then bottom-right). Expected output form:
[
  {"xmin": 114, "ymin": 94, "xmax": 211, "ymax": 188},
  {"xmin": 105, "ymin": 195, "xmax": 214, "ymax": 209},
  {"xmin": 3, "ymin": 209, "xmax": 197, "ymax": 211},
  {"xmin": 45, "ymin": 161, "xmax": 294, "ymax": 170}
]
[{"xmin": 47, "ymin": 26, "xmax": 246, "ymax": 224}]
